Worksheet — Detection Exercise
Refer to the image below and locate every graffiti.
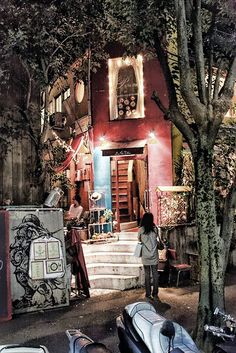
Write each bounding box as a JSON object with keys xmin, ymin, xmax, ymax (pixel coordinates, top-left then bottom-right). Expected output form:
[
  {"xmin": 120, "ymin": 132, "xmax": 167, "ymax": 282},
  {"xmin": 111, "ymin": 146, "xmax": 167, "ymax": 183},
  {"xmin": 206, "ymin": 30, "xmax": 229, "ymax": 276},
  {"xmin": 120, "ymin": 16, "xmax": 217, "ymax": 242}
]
[{"xmin": 10, "ymin": 214, "xmax": 66, "ymax": 311}]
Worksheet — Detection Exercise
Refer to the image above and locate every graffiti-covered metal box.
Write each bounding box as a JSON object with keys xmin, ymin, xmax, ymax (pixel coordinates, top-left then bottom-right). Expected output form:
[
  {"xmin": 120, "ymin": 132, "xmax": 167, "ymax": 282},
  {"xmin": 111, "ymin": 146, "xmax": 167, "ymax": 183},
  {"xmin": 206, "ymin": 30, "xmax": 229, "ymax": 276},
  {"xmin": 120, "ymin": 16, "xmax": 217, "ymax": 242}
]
[
  {"xmin": 7, "ymin": 207, "xmax": 69, "ymax": 314},
  {"xmin": 0, "ymin": 211, "xmax": 12, "ymax": 321}
]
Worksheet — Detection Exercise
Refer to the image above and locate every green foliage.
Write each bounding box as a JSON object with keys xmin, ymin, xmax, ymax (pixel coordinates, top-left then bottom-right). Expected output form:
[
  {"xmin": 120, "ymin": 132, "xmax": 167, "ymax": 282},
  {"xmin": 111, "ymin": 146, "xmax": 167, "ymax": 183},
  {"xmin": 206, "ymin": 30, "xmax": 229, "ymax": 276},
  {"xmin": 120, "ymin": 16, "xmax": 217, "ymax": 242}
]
[
  {"xmin": 0, "ymin": 0, "xmax": 109, "ymax": 192},
  {"xmin": 103, "ymin": 208, "xmax": 113, "ymax": 221},
  {"xmin": 51, "ymin": 172, "xmax": 74, "ymax": 191},
  {"xmin": 0, "ymin": 0, "xmax": 108, "ymax": 89},
  {"xmin": 181, "ymin": 124, "xmax": 236, "ymax": 221},
  {"xmin": 0, "ymin": 106, "xmax": 40, "ymax": 156}
]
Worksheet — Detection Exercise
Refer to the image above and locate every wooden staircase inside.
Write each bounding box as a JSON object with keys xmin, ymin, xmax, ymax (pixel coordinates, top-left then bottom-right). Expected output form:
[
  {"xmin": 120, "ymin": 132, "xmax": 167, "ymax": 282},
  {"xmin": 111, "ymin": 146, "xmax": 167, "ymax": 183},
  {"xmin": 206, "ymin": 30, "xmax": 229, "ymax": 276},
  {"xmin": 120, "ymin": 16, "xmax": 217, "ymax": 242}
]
[{"xmin": 112, "ymin": 160, "xmax": 132, "ymax": 224}]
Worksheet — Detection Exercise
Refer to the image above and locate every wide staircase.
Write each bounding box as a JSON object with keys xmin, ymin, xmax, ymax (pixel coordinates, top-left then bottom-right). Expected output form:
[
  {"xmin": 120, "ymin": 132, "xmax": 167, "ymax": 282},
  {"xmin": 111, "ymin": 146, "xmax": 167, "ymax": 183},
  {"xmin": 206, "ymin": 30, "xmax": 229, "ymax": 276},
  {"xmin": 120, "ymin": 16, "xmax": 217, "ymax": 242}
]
[{"xmin": 82, "ymin": 231, "xmax": 144, "ymax": 290}]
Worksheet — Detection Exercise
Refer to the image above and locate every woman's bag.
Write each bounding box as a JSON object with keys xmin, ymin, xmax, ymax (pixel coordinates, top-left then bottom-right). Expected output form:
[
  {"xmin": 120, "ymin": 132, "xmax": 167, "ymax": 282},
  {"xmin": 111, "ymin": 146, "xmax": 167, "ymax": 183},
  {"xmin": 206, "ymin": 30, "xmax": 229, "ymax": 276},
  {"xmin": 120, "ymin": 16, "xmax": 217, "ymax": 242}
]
[{"xmin": 134, "ymin": 242, "xmax": 142, "ymax": 257}]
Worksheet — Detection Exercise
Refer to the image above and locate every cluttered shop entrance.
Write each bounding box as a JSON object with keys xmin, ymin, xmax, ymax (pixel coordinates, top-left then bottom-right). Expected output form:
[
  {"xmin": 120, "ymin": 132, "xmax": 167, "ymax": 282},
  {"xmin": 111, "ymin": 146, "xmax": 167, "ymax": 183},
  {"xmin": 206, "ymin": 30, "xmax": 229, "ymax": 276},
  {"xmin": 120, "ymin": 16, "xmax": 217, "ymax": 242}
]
[{"xmin": 110, "ymin": 154, "xmax": 149, "ymax": 230}]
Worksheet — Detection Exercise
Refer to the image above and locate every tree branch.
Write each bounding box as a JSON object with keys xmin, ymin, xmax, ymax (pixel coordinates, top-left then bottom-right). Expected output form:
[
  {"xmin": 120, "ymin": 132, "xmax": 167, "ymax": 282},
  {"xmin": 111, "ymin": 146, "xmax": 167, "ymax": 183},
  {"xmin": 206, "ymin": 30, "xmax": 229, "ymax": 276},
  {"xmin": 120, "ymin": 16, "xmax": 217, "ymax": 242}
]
[
  {"xmin": 213, "ymin": 61, "xmax": 223, "ymax": 101},
  {"xmin": 175, "ymin": 0, "xmax": 205, "ymax": 122},
  {"xmin": 151, "ymin": 91, "xmax": 198, "ymax": 155},
  {"xmin": 153, "ymin": 27, "xmax": 198, "ymax": 154},
  {"xmin": 18, "ymin": 108, "xmax": 39, "ymax": 148},
  {"xmin": 49, "ymin": 31, "xmax": 91, "ymax": 62},
  {"xmin": 210, "ymin": 57, "xmax": 236, "ymax": 140},
  {"xmin": 153, "ymin": 33, "xmax": 179, "ymax": 109},
  {"xmin": 220, "ymin": 57, "xmax": 236, "ymax": 100},
  {"xmin": 192, "ymin": 0, "xmax": 207, "ymax": 105},
  {"xmin": 18, "ymin": 56, "xmax": 32, "ymax": 110},
  {"xmin": 151, "ymin": 91, "xmax": 168, "ymax": 115}
]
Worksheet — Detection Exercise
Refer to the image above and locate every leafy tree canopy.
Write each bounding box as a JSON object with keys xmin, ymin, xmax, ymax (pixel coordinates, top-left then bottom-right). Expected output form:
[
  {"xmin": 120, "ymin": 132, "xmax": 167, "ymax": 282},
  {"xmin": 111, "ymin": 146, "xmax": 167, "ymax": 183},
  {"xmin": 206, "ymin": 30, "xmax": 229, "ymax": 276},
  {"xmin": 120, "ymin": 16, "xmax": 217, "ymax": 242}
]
[{"xmin": 0, "ymin": 0, "xmax": 108, "ymax": 89}]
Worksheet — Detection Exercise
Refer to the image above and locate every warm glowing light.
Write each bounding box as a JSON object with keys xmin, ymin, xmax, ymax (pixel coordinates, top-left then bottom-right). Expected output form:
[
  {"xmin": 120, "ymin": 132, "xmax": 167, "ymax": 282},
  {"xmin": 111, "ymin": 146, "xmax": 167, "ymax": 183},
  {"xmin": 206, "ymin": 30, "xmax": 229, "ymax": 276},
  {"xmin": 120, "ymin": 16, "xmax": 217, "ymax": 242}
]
[
  {"xmin": 99, "ymin": 135, "xmax": 106, "ymax": 142},
  {"xmin": 137, "ymin": 54, "xmax": 143, "ymax": 62},
  {"xmin": 108, "ymin": 55, "xmax": 145, "ymax": 120},
  {"xmin": 149, "ymin": 131, "xmax": 155, "ymax": 139},
  {"xmin": 52, "ymin": 130, "xmax": 75, "ymax": 152},
  {"xmin": 117, "ymin": 58, "xmax": 122, "ymax": 67},
  {"xmin": 124, "ymin": 57, "xmax": 131, "ymax": 65}
]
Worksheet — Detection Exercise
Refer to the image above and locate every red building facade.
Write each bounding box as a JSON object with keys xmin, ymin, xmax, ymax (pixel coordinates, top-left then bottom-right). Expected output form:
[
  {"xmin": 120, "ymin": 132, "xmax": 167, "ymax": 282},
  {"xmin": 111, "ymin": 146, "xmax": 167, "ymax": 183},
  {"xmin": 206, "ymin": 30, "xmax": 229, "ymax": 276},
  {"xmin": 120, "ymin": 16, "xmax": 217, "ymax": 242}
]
[{"xmin": 91, "ymin": 49, "xmax": 173, "ymax": 226}]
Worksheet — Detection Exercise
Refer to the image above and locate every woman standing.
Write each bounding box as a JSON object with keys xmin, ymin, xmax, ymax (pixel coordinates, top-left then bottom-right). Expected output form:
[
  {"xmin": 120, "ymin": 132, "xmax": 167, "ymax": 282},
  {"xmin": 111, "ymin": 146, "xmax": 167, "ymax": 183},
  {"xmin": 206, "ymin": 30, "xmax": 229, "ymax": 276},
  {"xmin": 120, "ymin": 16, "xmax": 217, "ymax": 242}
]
[{"xmin": 138, "ymin": 212, "xmax": 163, "ymax": 300}]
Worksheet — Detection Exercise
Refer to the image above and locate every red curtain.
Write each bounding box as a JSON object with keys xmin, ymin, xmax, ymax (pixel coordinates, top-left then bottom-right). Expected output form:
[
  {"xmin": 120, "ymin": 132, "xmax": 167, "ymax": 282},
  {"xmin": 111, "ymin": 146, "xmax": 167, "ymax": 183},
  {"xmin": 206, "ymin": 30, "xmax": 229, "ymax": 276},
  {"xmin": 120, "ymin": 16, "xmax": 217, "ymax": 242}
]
[{"xmin": 54, "ymin": 134, "xmax": 84, "ymax": 173}]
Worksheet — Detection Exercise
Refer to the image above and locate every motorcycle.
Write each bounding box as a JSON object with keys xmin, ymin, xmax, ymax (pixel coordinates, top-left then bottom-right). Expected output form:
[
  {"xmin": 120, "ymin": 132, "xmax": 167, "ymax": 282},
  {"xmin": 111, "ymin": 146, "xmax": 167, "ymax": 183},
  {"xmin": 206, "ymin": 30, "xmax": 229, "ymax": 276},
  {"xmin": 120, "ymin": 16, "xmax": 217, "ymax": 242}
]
[
  {"xmin": 0, "ymin": 330, "xmax": 112, "ymax": 353},
  {"xmin": 204, "ymin": 307, "xmax": 236, "ymax": 353},
  {"xmin": 66, "ymin": 329, "xmax": 112, "ymax": 353},
  {"xmin": 116, "ymin": 301, "xmax": 200, "ymax": 353}
]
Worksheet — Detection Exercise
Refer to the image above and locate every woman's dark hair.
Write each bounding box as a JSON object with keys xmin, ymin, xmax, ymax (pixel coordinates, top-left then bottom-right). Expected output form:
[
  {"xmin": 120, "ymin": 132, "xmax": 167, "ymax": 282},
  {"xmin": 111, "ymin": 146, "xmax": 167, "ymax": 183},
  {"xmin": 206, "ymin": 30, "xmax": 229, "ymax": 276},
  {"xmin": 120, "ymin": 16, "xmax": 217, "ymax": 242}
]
[
  {"xmin": 140, "ymin": 212, "xmax": 155, "ymax": 234},
  {"xmin": 73, "ymin": 194, "xmax": 81, "ymax": 203}
]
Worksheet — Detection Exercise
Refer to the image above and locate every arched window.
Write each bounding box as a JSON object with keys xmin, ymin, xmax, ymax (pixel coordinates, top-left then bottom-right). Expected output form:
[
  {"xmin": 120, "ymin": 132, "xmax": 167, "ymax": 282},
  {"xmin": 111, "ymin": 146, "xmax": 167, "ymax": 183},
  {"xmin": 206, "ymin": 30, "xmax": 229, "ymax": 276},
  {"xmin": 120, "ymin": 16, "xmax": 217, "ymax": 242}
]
[{"xmin": 109, "ymin": 55, "xmax": 144, "ymax": 120}]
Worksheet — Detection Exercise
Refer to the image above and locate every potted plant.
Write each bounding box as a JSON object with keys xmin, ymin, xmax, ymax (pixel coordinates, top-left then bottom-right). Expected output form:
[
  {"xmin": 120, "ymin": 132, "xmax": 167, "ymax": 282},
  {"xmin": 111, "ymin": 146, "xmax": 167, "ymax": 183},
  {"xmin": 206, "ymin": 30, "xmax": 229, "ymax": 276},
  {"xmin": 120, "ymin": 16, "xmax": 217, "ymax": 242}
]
[{"xmin": 103, "ymin": 209, "xmax": 113, "ymax": 222}]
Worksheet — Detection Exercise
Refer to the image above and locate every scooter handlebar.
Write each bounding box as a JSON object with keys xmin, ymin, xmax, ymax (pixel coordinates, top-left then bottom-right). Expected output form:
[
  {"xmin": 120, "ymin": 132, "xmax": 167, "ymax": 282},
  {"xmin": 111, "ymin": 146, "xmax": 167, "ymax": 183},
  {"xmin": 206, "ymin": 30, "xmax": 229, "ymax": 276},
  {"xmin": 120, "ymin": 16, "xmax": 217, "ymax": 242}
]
[
  {"xmin": 204, "ymin": 325, "xmax": 235, "ymax": 340},
  {"xmin": 214, "ymin": 307, "xmax": 236, "ymax": 324}
]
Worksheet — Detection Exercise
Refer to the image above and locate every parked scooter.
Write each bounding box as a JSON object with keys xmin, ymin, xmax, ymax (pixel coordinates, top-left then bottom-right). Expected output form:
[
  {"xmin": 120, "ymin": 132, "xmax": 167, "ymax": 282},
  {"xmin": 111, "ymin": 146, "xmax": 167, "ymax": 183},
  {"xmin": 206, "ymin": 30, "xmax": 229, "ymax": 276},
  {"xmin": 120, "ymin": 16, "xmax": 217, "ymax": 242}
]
[
  {"xmin": 66, "ymin": 329, "xmax": 112, "ymax": 353},
  {"xmin": 0, "ymin": 331, "xmax": 112, "ymax": 353},
  {"xmin": 204, "ymin": 307, "xmax": 236, "ymax": 353},
  {"xmin": 0, "ymin": 346, "xmax": 49, "ymax": 353},
  {"xmin": 116, "ymin": 301, "xmax": 200, "ymax": 353}
]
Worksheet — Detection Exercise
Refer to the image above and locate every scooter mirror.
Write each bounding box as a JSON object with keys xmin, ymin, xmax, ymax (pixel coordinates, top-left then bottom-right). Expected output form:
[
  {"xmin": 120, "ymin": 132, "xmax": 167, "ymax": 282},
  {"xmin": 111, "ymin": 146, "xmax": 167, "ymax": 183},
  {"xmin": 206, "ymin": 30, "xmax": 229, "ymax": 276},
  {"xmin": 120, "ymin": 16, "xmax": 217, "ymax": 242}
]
[{"xmin": 160, "ymin": 320, "xmax": 175, "ymax": 339}]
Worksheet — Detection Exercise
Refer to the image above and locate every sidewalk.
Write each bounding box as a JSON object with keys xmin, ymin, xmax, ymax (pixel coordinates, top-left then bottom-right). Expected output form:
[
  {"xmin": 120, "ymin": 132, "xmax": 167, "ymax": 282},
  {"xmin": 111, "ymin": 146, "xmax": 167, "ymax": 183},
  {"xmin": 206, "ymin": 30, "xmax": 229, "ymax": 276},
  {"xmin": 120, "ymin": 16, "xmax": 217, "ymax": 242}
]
[{"xmin": 0, "ymin": 269, "xmax": 235, "ymax": 353}]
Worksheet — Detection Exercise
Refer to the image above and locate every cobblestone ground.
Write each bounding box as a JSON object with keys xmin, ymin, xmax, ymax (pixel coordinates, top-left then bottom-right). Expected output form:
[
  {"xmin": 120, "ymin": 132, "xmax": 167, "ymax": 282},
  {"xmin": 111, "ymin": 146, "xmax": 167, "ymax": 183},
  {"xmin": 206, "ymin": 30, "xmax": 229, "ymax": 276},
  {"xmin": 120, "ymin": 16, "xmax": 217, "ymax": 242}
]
[{"xmin": 0, "ymin": 270, "xmax": 235, "ymax": 353}]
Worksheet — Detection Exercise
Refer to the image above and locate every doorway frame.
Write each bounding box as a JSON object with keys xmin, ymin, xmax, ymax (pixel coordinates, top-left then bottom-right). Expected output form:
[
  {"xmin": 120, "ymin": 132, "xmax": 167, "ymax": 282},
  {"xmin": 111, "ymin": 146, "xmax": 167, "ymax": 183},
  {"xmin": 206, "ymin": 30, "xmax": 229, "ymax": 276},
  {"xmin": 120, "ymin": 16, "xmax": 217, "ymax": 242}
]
[{"xmin": 111, "ymin": 150, "xmax": 148, "ymax": 231}]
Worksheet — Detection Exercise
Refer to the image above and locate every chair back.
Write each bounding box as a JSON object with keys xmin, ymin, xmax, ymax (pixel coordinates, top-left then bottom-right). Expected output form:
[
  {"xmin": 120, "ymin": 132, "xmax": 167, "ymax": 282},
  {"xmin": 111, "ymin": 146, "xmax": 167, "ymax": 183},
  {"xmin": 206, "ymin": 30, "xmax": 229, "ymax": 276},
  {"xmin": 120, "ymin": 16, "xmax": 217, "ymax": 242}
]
[{"xmin": 168, "ymin": 248, "xmax": 177, "ymax": 261}]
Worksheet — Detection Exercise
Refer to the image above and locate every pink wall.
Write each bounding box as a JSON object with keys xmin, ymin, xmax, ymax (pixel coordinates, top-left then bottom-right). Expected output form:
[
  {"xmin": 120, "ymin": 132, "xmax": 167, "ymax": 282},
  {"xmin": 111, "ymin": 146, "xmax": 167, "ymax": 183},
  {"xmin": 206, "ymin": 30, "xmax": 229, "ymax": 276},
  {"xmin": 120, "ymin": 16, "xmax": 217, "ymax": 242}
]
[
  {"xmin": 92, "ymin": 56, "xmax": 171, "ymax": 144},
  {"xmin": 92, "ymin": 52, "xmax": 173, "ymax": 223}
]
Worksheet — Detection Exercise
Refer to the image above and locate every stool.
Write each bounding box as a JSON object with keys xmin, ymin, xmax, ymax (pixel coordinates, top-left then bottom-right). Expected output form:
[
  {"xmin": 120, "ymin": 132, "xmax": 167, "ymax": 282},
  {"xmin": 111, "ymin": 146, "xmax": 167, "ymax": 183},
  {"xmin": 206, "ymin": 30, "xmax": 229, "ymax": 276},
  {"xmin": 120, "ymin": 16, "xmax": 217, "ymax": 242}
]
[{"xmin": 168, "ymin": 263, "xmax": 192, "ymax": 287}]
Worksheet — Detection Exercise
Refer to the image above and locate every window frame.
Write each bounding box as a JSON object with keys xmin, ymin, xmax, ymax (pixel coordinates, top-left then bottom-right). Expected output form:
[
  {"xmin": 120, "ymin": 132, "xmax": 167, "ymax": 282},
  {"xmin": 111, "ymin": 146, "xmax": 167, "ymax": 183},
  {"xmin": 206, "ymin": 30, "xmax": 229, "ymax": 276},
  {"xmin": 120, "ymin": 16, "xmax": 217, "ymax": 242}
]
[{"xmin": 108, "ymin": 55, "xmax": 145, "ymax": 121}]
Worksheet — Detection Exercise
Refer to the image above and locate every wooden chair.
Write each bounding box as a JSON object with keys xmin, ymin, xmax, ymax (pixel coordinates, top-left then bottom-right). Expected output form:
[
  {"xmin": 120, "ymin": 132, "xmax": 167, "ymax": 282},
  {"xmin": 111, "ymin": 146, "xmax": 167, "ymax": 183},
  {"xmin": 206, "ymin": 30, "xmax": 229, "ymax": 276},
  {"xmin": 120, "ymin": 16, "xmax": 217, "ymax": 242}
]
[
  {"xmin": 168, "ymin": 249, "xmax": 191, "ymax": 287},
  {"xmin": 157, "ymin": 247, "xmax": 170, "ymax": 284}
]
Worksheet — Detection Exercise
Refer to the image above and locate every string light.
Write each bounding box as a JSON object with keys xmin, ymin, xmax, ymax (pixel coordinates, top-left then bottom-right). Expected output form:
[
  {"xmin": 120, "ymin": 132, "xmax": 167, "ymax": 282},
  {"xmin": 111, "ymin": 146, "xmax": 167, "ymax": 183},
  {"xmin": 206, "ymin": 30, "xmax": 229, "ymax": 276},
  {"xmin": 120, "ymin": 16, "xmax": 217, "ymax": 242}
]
[
  {"xmin": 52, "ymin": 130, "xmax": 75, "ymax": 153},
  {"xmin": 108, "ymin": 55, "xmax": 145, "ymax": 120}
]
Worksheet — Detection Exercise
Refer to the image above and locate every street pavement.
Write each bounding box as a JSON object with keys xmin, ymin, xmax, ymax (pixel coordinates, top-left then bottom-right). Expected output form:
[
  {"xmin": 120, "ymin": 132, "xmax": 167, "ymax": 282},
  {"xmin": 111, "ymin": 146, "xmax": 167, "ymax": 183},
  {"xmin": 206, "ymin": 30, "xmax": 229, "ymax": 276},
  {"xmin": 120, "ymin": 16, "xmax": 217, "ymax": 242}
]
[{"xmin": 0, "ymin": 269, "xmax": 235, "ymax": 353}]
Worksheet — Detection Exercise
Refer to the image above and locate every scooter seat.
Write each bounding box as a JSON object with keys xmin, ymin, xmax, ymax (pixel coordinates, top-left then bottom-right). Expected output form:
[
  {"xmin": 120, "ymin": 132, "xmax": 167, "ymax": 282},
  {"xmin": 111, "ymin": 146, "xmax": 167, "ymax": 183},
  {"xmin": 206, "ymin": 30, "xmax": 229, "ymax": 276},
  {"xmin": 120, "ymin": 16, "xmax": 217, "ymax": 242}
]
[
  {"xmin": 168, "ymin": 323, "xmax": 199, "ymax": 353},
  {"xmin": 125, "ymin": 302, "xmax": 199, "ymax": 353},
  {"xmin": 125, "ymin": 302, "xmax": 156, "ymax": 318}
]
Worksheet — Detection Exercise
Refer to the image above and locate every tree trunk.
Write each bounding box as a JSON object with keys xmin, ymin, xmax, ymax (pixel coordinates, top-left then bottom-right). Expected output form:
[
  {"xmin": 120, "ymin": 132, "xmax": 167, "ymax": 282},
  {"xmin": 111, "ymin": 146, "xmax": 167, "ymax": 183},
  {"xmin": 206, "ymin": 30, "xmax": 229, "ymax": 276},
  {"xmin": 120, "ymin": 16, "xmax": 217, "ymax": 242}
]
[
  {"xmin": 194, "ymin": 146, "xmax": 225, "ymax": 350},
  {"xmin": 222, "ymin": 182, "xmax": 236, "ymax": 274}
]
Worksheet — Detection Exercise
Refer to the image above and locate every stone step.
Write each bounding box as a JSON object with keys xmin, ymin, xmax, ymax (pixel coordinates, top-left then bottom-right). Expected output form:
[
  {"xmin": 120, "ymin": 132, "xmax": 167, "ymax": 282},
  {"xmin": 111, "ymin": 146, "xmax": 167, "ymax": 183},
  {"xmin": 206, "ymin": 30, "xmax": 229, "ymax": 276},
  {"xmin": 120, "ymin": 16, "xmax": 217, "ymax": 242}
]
[
  {"xmin": 85, "ymin": 252, "xmax": 141, "ymax": 264},
  {"xmin": 88, "ymin": 274, "xmax": 140, "ymax": 290},
  {"xmin": 86, "ymin": 262, "xmax": 142, "ymax": 276},
  {"xmin": 83, "ymin": 241, "xmax": 137, "ymax": 254},
  {"xmin": 118, "ymin": 232, "xmax": 138, "ymax": 241},
  {"xmin": 82, "ymin": 230, "xmax": 142, "ymax": 291},
  {"xmin": 120, "ymin": 222, "xmax": 138, "ymax": 231}
]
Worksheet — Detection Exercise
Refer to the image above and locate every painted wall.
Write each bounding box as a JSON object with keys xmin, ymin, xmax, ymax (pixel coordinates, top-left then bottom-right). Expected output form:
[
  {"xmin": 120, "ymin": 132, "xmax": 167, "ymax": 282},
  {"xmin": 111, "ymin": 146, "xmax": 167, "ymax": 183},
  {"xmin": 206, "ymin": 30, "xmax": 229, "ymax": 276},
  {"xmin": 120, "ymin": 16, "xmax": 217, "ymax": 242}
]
[
  {"xmin": 91, "ymin": 50, "xmax": 173, "ymax": 223},
  {"xmin": 93, "ymin": 148, "xmax": 112, "ymax": 210},
  {"xmin": 8, "ymin": 208, "xmax": 69, "ymax": 314}
]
